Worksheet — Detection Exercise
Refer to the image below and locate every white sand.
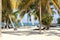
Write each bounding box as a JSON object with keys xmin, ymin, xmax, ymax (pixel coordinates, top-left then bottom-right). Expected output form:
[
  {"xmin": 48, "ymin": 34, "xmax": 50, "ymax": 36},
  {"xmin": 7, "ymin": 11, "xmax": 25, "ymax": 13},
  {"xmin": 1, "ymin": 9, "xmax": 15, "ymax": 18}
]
[{"xmin": 1, "ymin": 26, "xmax": 60, "ymax": 40}]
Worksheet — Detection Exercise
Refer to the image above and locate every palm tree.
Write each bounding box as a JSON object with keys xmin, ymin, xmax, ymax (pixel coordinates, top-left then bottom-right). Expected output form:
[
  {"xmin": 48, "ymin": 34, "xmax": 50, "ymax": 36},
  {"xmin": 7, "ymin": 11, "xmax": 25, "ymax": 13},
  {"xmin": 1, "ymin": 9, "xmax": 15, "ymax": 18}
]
[
  {"xmin": 15, "ymin": 0, "xmax": 60, "ymax": 32},
  {"xmin": 41, "ymin": 14, "xmax": 53, "ymax": 30},
  {"xmin": 2, "ymin": 0, "xmax": 60, "ymax": 32},
  {"xmin": 9, "ymin": 13, "xmax": 17, "ymax": 28},
  {"xmin": 0, "ymin": 0, "xmax": 2, "ymax": 36},
  {"xmin": 2, "ymin": 0, "xmax": 12, "ymax": 29},
  {"xmin": 2, "ymin": 0, "xmax": 17, "ymax": 29}
]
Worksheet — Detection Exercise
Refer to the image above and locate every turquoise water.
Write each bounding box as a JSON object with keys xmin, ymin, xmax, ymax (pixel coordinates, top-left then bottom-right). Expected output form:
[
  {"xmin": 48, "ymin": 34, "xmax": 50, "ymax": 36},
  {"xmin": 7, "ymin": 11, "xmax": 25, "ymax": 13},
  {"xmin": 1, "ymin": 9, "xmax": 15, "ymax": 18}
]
[
  {"xmin": 2, "ymin": 22, "xmax": 39, "ymax": 27},
  {"xmin": 18, "ymin": 23, "xmax": 39, "ymax": 26}
]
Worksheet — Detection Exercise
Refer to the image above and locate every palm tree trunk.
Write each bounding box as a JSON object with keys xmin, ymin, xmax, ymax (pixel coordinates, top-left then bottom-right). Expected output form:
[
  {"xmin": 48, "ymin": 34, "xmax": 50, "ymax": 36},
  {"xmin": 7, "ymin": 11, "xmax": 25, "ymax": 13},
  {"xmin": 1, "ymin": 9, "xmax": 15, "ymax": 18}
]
[
  {"xmin": 0, "ymin": 13, "xmax": 2, "ymax": 37},
  {"xmin": 9, "ymin": 15, "xmax": 15, "ymax": 28},
  {"xmin": 50, "ymin": 0, "xmax": 59, "ymax": 10},
  {"xmin": 0, "ymin": 0, "xmax": 2, "ymax": 36},
  {"xmin": 39, "ymin": 0, "xmax": 42, "ymax": 33},
  {"xmin": 4, "ymin": 21, "xmax": 6, "ymax": 29},
  {"xmin": 27, "ymin": 14, "xmax": 28, "ymax": 26},
  {"xmin": 5, "ymin": 14, "xmax": 9, "ymax": 29},
  {"xmin": 6, "ymin": 20, "xmax": 9, "ymax": 29},
  {"xmin": 44, "ymin": 25, "xmax": 49, "ymax": 30}
]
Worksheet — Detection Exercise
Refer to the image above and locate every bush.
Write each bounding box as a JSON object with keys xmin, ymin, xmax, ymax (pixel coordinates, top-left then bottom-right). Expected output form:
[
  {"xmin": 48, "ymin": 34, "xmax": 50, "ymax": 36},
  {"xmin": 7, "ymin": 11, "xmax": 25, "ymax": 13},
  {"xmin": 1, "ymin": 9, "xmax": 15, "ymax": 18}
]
[
  {"xmin": 57, "ymin": 18, "xmax": 60, "ymax": 24},
  {"xmin": 42, "ymin": 14, "xmax": 53, "ymax": 26}
]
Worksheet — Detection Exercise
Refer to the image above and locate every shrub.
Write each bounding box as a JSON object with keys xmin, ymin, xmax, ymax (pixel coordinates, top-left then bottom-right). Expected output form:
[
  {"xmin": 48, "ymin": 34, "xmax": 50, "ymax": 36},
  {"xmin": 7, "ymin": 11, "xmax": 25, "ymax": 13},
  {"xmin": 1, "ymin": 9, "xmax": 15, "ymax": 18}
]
[
  {"xmin": 42, "ymin": 14, "xmax": 53, "ymax": 26},
  {"xmin": 57, "ymin": 18, "xmax": 60, "ymax": 24}
]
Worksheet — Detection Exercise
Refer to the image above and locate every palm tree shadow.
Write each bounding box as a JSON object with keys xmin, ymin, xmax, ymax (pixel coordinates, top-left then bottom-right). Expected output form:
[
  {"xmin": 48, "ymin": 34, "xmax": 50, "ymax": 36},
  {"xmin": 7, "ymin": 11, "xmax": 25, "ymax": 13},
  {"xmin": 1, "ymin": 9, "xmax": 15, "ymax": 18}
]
[
  {"xmin": 2, "ymin": 31, "xmax": 30, "ymax": 36},
  {"xmin": 26, "ymin": 31, "xmax": 44, "ymax": 36},
  {"xmin": 50, "ymin": 28, "xmax": 60, "ymax": 31},
  {"xmin": 46, "ymin": 31, "xmax": 60, "ymax": 37},
  {"xmin": 2, "ymin": 30, "xmax": 44, "ymax": 36},
  {"xmin": 2, "ymin": 29, "xmax": 60, "ymax": 37}
]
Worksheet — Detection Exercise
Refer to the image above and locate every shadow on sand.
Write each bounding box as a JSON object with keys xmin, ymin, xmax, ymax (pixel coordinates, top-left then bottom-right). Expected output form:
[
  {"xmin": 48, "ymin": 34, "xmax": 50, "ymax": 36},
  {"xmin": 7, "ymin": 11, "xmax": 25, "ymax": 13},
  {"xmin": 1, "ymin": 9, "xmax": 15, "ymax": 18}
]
[
  {"xmin": 2, "ymin": 28, "xmax": 60, "ymax": 37},
  {"xmin": 2, "ymin": 30, "xmax": 44, "ymax": 36}
]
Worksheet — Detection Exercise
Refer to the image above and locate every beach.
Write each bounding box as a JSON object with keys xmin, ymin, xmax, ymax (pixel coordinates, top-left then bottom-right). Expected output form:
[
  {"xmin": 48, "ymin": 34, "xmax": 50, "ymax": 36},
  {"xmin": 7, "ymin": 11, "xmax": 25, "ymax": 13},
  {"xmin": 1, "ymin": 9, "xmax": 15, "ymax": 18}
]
[{"xmin": 0, "ymin": 26, "xmax": 60, "ymax": 40}]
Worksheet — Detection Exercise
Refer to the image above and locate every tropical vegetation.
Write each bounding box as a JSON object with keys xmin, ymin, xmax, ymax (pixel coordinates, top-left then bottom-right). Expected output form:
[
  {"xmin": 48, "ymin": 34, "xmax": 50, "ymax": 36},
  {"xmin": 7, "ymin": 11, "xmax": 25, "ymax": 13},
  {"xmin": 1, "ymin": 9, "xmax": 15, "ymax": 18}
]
[
  {"xmin": 57, "ymin": 18, "xmax": 60, "ymax": 24},
  {"xmin": 42, "ymin": 14, "xmax": 53, "ymax": 30},
  {"xmin": 1, "ymin": 0, "xmax": 60, "ymax": 32}
]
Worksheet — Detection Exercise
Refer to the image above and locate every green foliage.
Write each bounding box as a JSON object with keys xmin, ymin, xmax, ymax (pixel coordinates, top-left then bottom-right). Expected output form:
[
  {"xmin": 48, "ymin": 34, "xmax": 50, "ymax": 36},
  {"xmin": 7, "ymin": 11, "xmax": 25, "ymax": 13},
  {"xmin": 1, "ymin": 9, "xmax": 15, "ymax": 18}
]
[
  {"xmin": 2, "ymin": 0, "xmax": 12, "ymax": 11},
  {"xmin": 57, "ymin": 18, "xmax": 60, "ymax": 24},
  {"xmin": 15, "ymin": 22, "xmax": 18, "ymax": 27},
  {"xmin": 2, "ymin": 0, "xmax": 17, "ymax": 22},
  {"xmin": 15, "ymin": 20, "xmax": 20, "ymax": 27},
  {"xmin": 10, "ymin": 13, "xmax": 17, "ymax": 22},
  {"xmin": 42, "ymin": 14, "xmax": 53, "ymax": 26}
]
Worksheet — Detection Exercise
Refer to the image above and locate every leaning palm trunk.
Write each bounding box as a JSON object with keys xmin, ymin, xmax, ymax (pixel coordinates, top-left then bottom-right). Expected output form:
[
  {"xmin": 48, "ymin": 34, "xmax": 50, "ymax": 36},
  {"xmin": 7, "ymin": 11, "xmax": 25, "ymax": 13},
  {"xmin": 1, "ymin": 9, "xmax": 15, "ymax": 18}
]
[
  {"xmin": 9, "ymin": 15, "xmax": 17, "ymax": 31},
  {"xmin": 0, "ymin": 0, "xmax": 2, "ymax": 36},
  {"xmin": 9, "ymin": 15, "xmax": 15, "ymax": 28}
]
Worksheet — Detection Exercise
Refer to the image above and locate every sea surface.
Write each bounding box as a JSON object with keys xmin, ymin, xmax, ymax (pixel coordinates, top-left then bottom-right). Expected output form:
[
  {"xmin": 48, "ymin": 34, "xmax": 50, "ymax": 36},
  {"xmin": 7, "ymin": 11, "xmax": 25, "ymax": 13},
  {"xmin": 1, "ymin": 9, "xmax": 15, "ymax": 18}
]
[
  {"xmin": 2, "ymin": 22, "xmax": 39, "ymax": 27},
  {"xmin": 18, "ymin": 23, "xmax": 39, "ymax": 26}
]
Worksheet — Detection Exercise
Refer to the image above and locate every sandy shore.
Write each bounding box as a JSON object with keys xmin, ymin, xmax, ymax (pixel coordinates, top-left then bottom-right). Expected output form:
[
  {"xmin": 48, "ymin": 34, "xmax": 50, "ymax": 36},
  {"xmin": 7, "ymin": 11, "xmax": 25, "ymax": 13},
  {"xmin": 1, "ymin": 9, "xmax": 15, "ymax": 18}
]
[{"xmin": 1, "ymin": 26, "xmax": 60, "ymax": 40}]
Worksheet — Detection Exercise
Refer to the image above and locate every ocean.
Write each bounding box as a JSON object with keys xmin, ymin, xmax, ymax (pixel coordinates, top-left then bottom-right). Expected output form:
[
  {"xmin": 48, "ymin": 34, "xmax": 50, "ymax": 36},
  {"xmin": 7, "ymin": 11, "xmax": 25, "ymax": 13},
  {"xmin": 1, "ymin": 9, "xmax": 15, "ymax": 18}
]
[
  {"xmin": 2, "ymin": 22, "xmax": 39, "ymax": 27},
  {"xmin": 18, "ymin": 23, "xmax": 39, "ymax": 26}
]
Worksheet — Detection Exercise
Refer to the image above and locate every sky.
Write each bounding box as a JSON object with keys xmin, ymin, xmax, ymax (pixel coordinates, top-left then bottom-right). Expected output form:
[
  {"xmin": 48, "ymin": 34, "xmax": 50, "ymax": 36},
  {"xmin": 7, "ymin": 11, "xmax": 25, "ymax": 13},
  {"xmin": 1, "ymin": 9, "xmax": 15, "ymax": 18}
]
[
  {"xmin": 17, "ymin": 12, "xmax": 59, "ymax": 23},
  {"xmin": 17, "ymin": 5, "xmax": 59, "ymax": 23},
  {"xmin": 51, "ymin": 5, "xmax": 59, "ymax": 23},
  {"xmin": 17, "ymin": 13, "xmax": 39, "ymax": 23},
  {"xmin": 52, "ymin": 10, "xmax": 59, "ymax": 23}
]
